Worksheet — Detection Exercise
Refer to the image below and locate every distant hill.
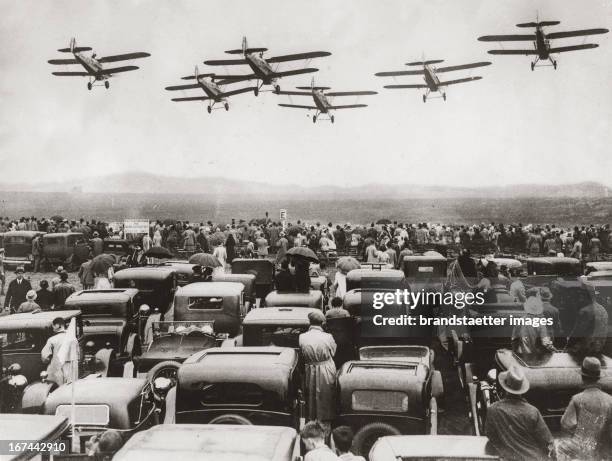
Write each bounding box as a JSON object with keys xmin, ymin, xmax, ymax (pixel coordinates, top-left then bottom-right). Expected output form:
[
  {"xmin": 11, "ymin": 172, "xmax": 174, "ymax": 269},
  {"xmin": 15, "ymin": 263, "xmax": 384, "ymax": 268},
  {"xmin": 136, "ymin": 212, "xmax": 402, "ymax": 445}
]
[{"xmin": 0, "ymin": 172, "xmax": 609, "ymax": 200}]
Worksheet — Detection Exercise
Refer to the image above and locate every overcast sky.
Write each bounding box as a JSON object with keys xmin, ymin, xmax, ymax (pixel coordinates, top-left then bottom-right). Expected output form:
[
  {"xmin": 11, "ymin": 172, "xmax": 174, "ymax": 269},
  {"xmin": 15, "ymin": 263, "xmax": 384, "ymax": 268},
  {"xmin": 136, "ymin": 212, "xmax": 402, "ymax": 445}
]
[{"xmin": 1, "ymin": 0, "xmax": 611, "ymax": 188}]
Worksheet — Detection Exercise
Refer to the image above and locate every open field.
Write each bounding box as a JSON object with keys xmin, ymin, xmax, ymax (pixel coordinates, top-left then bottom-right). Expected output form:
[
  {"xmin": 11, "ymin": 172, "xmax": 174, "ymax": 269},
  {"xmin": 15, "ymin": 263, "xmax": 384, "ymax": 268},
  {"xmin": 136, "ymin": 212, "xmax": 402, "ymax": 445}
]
[{"xmin": 1, "ymin": 191, "xmax": 611, "ymax": 225}]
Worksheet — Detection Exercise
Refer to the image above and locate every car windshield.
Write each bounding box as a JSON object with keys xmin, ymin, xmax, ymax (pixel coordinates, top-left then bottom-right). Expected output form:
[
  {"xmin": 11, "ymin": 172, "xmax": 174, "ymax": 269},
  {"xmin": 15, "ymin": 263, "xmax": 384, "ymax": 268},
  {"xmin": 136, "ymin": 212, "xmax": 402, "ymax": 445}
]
[
  {"xmin": 246, "ymin": 325, "xmax": 308, "ymax": 348},
  {"xmin": 186, "ymin": 297, "xmax": 223, "ymax": 310},
  {"xmin": 66, "ymin": 303, "xmax": 127, "ymax": 317},
  {"xmin": 5, "ymin": 236, "xmax": 28, "ymax": 244},
  {"xmin": 153, "ymin": 321, "xmax": 215, "ymax": 338}
]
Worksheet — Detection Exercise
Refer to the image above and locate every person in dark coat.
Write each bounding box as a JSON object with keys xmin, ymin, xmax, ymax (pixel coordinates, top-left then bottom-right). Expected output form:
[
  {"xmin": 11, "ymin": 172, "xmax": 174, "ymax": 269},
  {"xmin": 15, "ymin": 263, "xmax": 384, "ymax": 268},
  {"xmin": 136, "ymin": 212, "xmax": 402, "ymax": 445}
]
[
  {"xmin": 226, "ymin": 233, "xmax": 236, "ymax": 264},
  {"xmin": 53, "ymin": 271, "xmax": 76, "ymax": 308},
  {"xmin": 275, "ymin": 259, "xmax": 294, "ymax": 292},
  {"xmin": 4, "ymin": 267, "xmax": 32, "ymax": 314},
  {"xmin": 568, "ymin": 287, "xmax": 608, "ymax": 362},
  {"xmin": 36, "ymin": 280, "xmax": 54, "ymax": 310}
]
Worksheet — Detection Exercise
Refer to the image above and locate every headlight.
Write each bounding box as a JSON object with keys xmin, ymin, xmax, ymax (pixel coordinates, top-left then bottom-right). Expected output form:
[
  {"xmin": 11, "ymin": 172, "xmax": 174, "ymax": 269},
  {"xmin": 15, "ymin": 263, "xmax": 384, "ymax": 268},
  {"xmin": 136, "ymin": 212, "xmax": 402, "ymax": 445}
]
[
  {"xmin": 8, "ymin": 374, "xmax": 28, "ymax": 390},
  {"xmin": 153, "ymin": 377, "xmax": 173, "ymax": 395}
]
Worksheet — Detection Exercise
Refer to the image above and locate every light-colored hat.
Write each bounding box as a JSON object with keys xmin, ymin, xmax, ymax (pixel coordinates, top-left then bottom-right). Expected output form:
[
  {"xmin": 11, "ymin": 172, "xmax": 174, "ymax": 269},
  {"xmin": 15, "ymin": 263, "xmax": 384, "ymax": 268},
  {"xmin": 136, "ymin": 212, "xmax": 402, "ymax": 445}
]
[
  {"xmin": 26, "ymin": 290, "xmax": 37, "ymax": 301},
  {"xmin": 308, "ymin": 310, "xmax": 326, "ymax": 325},
  {"xmin": 499, "ymin": 365, "xmax": 530, "ymax": 395},
  {"xmin": 56, "ymin": 265, "xmax": 64, "ymax": 274}
]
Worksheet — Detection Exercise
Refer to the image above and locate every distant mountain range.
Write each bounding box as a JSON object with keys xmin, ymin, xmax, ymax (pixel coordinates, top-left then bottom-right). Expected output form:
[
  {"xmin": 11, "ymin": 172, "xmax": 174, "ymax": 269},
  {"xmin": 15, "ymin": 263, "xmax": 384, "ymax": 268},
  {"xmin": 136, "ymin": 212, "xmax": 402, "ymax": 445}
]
[{"xmin": 0, "ymin": 172, "xmax": 609, "ymax": 199}]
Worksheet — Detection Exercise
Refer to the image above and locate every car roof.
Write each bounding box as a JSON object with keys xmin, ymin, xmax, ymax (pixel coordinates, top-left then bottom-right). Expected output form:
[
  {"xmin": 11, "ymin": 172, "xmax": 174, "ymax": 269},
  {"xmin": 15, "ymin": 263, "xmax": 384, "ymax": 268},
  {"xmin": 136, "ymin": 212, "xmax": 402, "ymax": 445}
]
[
  {"xmin": 243, "ymin": 307, "xmax": 318, "ymax": 325},
  {"xmin": 175, "ymin": 282, "xmax": 244, "ymax": 297},
  {"xmin": 347, "ymin": 269, "xmax": 405, "ymax": 280},
  {"xmin": 113, "ymin": 266, "xmax": 176, "ymax": 280},
  {"xmin": 265, "ymin": 290, "xmax": 322, "ymax": 304},
  {"xmin": 0, "ymin": 414, "xmax": 70, "ymax": 451},
  {"xmin": 65, "ymin": 289, "xmax": 139, "ymax": 305},
  {"xmin": 403, "ymin": 254, "xmax": 447, "ymax": 262},
  {"xmin": 43, "ymin": 232, "xmax": 84, "ymax": 238},
  {"xmin": 0, "ymin": 310, "xmax": 81, "ymax": 332},
  {"xmin": 3, "ymin": 231, "xmax": 44, "ymax": 237},
  {"xmin": 527, "ymin": 257, "xmax": 580, "ymax": 265},
  {"xmin": 45, "ymin": 378, "xmax": 147, "ymax": 411},
  {"xmin": 114, "ymin": 424, "xmax": 297, "ymax": 461},
  {"xmin": 370, "ymin": 435, "xmax": 495, "ymax": 459},
  {"xmin": 180, "ymin": 347, "xmax": 297, "ymax": 393},
  {"xmin": 586, "ymin": 261, "xmax": 612, "ymax": 270}
]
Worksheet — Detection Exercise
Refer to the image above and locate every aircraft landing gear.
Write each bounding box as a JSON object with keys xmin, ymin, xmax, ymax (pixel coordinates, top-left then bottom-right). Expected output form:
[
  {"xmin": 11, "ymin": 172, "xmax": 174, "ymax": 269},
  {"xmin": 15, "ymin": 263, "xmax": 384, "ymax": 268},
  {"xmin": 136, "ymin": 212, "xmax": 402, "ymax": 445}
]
[
  {"xmin": 224, "ymin": 102, "xmax": 229, "ymax": 111},
  {"xmin": 274, "ymin": 85, "xmax": 281, "ymax": 94},
  {"xmin": 552, "ymin": 60, "xmax": 557, "ymax": 70},
  {"xmin": 442, "ymin": 93, "xmax": 447, "ymax": 101},
  {"xmin": 104, "ymin": 81, "xmax": 110, "ymax": 89},
  {"xmin": 254, "ymin": 87, "xmax": 259, "ymax": 97},
  {"xmin": 312, "ymin": 115, "xmax": 317, "ymax": 124},
  {"xmin": 207, "ymin": 105, "xmax": 212, "ymax": 114},
  {"xmin": 87, "ymin": 82, "xmax": 92, "ymax": 91},
  {"xmin": 330, "ymin": 115, "xmax": 335, "ymax": 124},
  {"xmin": 422, "ymin": 94, "xmax": 426, "ymax": 103},
  {"xmin": 531, "ymin": 62, "xmax": 535, "ymax": 71}
]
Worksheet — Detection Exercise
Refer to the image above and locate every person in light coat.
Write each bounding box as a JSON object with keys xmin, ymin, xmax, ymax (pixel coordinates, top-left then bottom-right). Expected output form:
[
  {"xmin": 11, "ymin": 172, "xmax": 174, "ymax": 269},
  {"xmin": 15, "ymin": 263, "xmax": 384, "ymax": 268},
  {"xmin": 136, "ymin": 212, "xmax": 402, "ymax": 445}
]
[{"xmin": 41, "ymin": 317, "xmax": 68, "ymax": 385}]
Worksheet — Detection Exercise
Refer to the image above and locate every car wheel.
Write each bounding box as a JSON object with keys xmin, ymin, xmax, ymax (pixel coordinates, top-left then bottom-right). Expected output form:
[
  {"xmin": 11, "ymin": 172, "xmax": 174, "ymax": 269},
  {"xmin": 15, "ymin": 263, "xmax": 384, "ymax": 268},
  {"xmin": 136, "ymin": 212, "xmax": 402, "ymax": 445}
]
[
  {"xmin": 147, "ymin": 360, "xmax": 181, "ymax": 401},
  {"xmin": 353, "ymin": 422, "xmax": 401, "ymax": 457},
  {"xmin": 209, "ymin": 414, "xmax": 252, "ymax": 425}
]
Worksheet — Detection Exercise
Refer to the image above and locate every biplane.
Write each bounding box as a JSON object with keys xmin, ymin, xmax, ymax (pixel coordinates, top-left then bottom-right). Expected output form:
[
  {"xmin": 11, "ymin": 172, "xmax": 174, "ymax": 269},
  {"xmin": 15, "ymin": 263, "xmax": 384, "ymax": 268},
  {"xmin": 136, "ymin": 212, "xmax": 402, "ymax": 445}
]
[
  {"xmin": 375, "ymin": 59, "xmax": 491, "ymax": 102},
  {"xmin": 48, "ymin": 38, "xmax": 150, "ymax": 90},
  {"xmin": 203, "ymin": 37, "xmax": 330, "ymax": 95},
  {"xmin": 165, "ymin": 66, "xmax": 255, "ymax": 113},
  {"xmin": 478, "ymin": 19, "xmax": 608, "ymax": 70},
  {"xmin": 276, "ymin": 78, "xmax": 377, "ymax": 123}
]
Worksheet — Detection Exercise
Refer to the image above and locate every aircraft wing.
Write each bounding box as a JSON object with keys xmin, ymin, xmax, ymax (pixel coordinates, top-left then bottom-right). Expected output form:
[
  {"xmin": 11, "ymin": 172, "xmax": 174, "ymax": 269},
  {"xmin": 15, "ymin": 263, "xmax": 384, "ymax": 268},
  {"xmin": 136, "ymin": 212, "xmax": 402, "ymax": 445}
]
[
  {"xmin": 48, "ymin": 58, "xmax": 79, "ymax": 65},
  {"xmin": 98, "ymin": 52, "xmax": 150, "ymax": 63},
  {"xmin": 488, "ymin": 49, "xmax": 538, "ymax": 55},
  {"xmin": 171, "ymin": 96, "xmax": 210, "ymax": 102},
  {"xmin": 547, "ymin": 28, "xmax": 608, "ymax": 39},
  {"xmin": 267, "ymin": 51, "xmax": 331, "ymax": 63},
  {"xmin": 276, "ymin": 91, "xmax": 313, "ymax": 96},
  {"xmin": 384, "ymin": 84, "xmax": 428, "ymax": 89},
  {"xmin": 478, "ymin": 34, "xmax": 534, "ymax": 42},
  {"xmin": 326, "ymin": 91, "xmax": 377, "ymax": 96},
  {"xmin": 438, "ymin": 76, "xmax": 482, "ymax": 86},
  {"xmin": 549, "ymin": 44, "xmax": 599, "ymax": 53},
  {"xmin": 216, "ymin": 75, "xmax": 258, "ymax": 85},
  {"xmin": 278, "ymin": 103, "xmax": 317, "ymax": 110},
  {"xmin": 98, "ymin": 65, "xmax": 139, "ymax": 75},
  {"xmin": 375, "ymin": 70, "xmax": 424, "ymax": 77},
  {"xmin": 435, "ymin": 62, "xmax": 492, "ymax": 73},
  {"xmin": 165, "ymin": 83, "xmax": 201, "ymax": 91},
  {"xmin": 52, "ymin": 71, "xmax": 91, "ymax": 76},
  {"xmin": 220, "ymin": 87, "xmax": 257, "ymax": 97},
  {"xmin": 329, "ymin": 104, "xmax": 368, "ymax": 109},
  {"xmin": 203, "ymin": 59, "xmax": 248, "ymax": 66},
  {"xmin": 272, "ymin": 68, "xmax": 318, "ymax": 78}
]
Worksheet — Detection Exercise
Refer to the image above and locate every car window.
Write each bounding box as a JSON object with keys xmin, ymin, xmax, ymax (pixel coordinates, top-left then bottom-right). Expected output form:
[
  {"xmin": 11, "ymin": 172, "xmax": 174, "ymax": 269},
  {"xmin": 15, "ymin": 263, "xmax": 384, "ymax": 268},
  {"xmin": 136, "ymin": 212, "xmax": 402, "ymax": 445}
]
[
  {"xmin": 0, "ymin": 332, "xmax": 40, "ymax": 351},
  {"xmin": 187, "ymin": 297, "xmax": 223, "ymax": 310},
  {"xmin": 200, "ymin": 383, "xmax": 263, "ymax": 406},
  {"xmin": 351, "ymin": 390, "xmax": 408, "ymax": 413},
  {"xmin": 260, "ymin": 326, "xmax": 307, "ymax": 348},
  {"xmin": 45, "ymin": 237, "xmax": 62, "ymax": 246},
  {"xmin": 5, "ymin": 236, "xmax": 28, "ymax": 244}
]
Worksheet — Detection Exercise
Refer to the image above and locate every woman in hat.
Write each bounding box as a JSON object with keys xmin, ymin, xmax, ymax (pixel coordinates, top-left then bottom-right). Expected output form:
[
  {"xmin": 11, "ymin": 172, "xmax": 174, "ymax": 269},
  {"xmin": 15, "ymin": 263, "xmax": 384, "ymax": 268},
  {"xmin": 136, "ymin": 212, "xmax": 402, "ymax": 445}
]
[
  {"xmin": 299, "ymin": 310, "xmax": 337, "ymax": 430},
  {"xmin": 17, "ymin": 290, "xmax": 41, "ymax": 313},
  {"xmin": 511, "ymin": 288, "xmax": 556, "ymax": 357}
]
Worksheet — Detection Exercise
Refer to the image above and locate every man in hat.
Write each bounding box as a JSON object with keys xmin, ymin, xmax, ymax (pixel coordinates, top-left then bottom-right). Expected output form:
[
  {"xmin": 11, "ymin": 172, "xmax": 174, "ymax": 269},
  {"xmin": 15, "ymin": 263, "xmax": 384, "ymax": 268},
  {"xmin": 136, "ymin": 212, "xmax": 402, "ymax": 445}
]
[
  {"xmin": 559, "ymin": 357, "xmax": 612, "ymax": 459},
  {"xmin": 51, "ymin": 265, "xmax": 64, "ymax": 290},
  {"xmin": 539, "ymin": 287, "xmax": 561, "ymax": 342},
  {"xmin": 53, "ymin": 271, "xmax": 75, "ymax": 309},
  {"xmin": 17, "ymin": 290, "xmax": 41, "ymax": 313},
  {"xmin": 4, "ymin": 267, "xmax": 32, "ymax": 314},
  {"xmin": 299, "ymin": 310, "xmax": 337, "ymax": 430},
  {"xmin": 31, "ymin": 233, "xmax": 43, "ymax": 273},
  {"xmin": 90, "ymin": 231, "xmax": 103, "ymax": 256},
  {"xmin": 511, "ymin": 288, "xmax": 556, "ymax": 357},
  {"xmin": 508, "ymin": 270, "xmax": 526, "ymax": 303},
  {"xmin": 485, "ymin": 366, "xmax": 554, "ymax": 461}
]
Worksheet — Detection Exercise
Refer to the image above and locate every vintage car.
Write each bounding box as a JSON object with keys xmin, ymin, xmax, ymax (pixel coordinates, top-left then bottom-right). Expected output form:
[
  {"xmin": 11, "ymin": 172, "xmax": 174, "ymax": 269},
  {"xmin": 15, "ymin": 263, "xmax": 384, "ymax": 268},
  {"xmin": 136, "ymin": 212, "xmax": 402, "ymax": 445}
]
[
  {"xmin": 157, "ymin": 260, "xmax": 196, "ymax": 286},
  {"xmin": 263, "ymin": 290, "xmax": 324, "ymax": 310},
  {"xmin": 232, "ymin": 258, "xmax": 276, "ymax": 298},
  {"xmin": 113, "ymin": 266, "xmax": 177, "ymax": 314},
  {"xmin": 44, "ymin": 377, "xmax": 159, "ymax": 453},
  {"xmin": 2, "ymin": 231, "xmax": 45, "ymax": 268},
  {"xmin": 63, "ymin": 289, "xmax": 143, "ymax": 367},
  {"xmin": 42, "ymin": 232, "xmax": 90, "ymax": 270},
  {"xmin": 0, "ymin": 413, "xmax": 70, "ymax": 460},
  {"xmin": 212, "ymin": 272, "xmax": 257, "ymax": 310},
  {"xmin": 346, "ymin": 268, "xmax": 408, "ymax": 292},
  {"xmin": 170, "ymin": 282, "xmax": 243, "ymax": 336},
  {"xmin": 103, "ymin": 239, "xmax": 133, "ymax": 259},
  {"xmin": 585, "ymin": 261, "xmax": 612, "ymax": 274},
  {"xmin": 470, "ymin": 349, "xmax": 612, "ymax": 435},
  {"xmin": 523, "ymin": 257, "xmax": 582, "ymax": 288},
  {"xmin": 234, "ymin": 307, "xmax": 317, "ymax": 348},
  {"xmin": 369, "ymin": 435, "xmax": 498, "ymax": 461},
  {"xmin": 165, "ymin": 347, "xmax": 304, "ymax": 429},
  {"xmin": 402, "ymin": 253, "xmax": 448, "ymax": 287},
  {"xmin": 114, "ymin": 424, "xmax": 301, "ymax": 461},
  {"xmin": 335, "ymin": 345, "xmax": 444, "ymax": 457}
]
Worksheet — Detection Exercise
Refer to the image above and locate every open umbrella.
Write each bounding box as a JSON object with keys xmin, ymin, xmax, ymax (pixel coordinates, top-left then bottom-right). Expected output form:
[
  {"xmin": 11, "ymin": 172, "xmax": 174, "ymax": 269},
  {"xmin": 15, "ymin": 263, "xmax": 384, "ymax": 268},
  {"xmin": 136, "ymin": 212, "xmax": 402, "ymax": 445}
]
[
  {"xmin": 209, "ymin": 232, "xmax": 226, "ymax": 247},
  {"xmin": 336, "ymin": 256, "xmax": 361, "ymax": 274},
  {"xmin": 286, "ymin": 225, "xmax": 304, "ymax": 237},
  {"xmin": 287, "ymin": 246, "xmax": 319, "ymax": 263},
  {"xmin": 144, "ymin": 247, "xmax": 174, "ymax": 259},
  {"xmin": 90, "ymin": 254, "xmax": 116, "ymax": 274},
  {"xmin": 376, "ymin": 219, "xmax": 392, "ymax": 225},
  {"xmin": 189, "ymin": 253, "xmax": 221, "ymax": 267}
]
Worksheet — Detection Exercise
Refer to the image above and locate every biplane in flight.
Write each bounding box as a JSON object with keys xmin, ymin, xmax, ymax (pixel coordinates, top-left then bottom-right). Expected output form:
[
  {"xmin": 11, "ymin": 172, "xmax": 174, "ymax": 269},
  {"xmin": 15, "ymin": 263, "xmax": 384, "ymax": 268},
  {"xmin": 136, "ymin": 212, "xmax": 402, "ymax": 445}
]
[
  {"xmin": 375, "ymin": 59, "xmax": 491, "ymax": 102},
  {"xmin": 478, "ymin": 19, "xmax": 608, "ymax": 70},
  {"xmin": 203, "ymin": 37, "xmax": 331, "ymax": 96},
  {"xmin": 276, "ymin": 78, "xmax": 376, "ymax": 123},
  {"xmin": 165, "ymin": 66, "xmax": 255, "ymax": 113},
  {"xmin": 48, "ymin": 38, "xmax": 150, "ymax": 90}
]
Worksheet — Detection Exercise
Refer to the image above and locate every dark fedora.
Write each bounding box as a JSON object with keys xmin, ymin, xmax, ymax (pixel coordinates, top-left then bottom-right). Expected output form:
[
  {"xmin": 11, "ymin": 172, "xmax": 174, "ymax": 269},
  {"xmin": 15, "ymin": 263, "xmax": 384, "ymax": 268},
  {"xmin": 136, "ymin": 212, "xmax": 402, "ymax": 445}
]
[
  {"xmin": 581, "ymin": 356, "xmax": 601, "ymax": 380},
  {"xmin": 499, "ymin": 365, "xmax": 530, "ymax": 395}
]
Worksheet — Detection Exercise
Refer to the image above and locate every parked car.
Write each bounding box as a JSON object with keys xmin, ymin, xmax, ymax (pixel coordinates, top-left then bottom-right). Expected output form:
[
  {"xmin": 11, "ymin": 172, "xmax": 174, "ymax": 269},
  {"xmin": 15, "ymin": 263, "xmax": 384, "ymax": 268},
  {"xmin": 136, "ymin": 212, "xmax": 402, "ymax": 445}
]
[
  {"xmin": 166, "ymin": 347, "xmax": 304, "ymax": 428},
  {"xmin": 236, "ymin": 307, "xmax": 319, "ymax": 348},
  {"xmin": 114, "ymin": 424, "xmax": 301, "ymax": 461},
  {"xmin": 44, "ymin": 377, "xmax": 159, "ymax": 453},
  {"xmin": 264, "ymin": 290, "xmax": 324, "ymax": 310},
  {"xmin": 402, "ymin": 254, "xmax": 448, "ymax": 289},
  {"xmin": 231, "ymin": 258, "xmax": 275, "ymax": 298},
  {"xmin": 369, "ymin": 435, "xmax": 498, "ymax": 461},
  {"xmin": 103, "ymin": 239, "xmax": 134, "ymax": 260},
  {"xmin": 335, "ymin": 345, "xmax": 444, "ymax": 457},
  {"xmin": 113, "ymin": 267, "xmax": 177, "ymax": 315},
  {"xmin": 158, "ymin": 260, "xmax": 196, "ymax": 286},
  {"xmin": 63, "ymin": 289, "xmax": 143, "ymax": 369},
  {"xmin": 42, "ymin": 232, "xmax": 89, "ymax": 270},
  {"xmin": 170, "ymin": 282, "xmax": 243, "ymax": 337},
  {"xmin": 212, "ymin": 272, "xmax": 257, "ymax": 311},
  {"xmin": 523, "ymin": 257, "xmax": 582, "ymax": 288},
  {"xmin": 346, "ymin": 268, "xmax": 408, "ymax": 292},
  {"xmin": 2, "ymin": 231, "xmax": 45, "ymax": 268},
  {"xmin": 0, "ymin": 413, "xmax": 70, "ymax": 460},
  {"xmin": 585, "ymin": 261, "xmax": 612, "ymax": 274}
]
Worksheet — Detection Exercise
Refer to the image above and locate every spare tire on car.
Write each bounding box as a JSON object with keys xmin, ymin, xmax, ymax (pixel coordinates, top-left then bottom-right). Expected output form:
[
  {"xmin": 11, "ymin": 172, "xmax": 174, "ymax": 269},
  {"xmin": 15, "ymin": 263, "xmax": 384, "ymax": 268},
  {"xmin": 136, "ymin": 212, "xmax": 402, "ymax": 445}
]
[
  {"xmin": 352, "ymin": 422, "xmax": 401, "ymax": 456},
  {"xmin": 208, "ymin": 414, "xmax": 252, "ymax": 425}
]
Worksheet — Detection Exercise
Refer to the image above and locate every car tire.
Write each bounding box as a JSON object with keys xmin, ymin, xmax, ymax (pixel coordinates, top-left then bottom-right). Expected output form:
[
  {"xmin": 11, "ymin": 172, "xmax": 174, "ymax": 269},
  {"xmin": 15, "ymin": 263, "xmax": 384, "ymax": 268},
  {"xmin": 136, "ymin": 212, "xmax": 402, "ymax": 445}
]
[
  {"xmin": 353, "ymin": 422, "xmax": 401, "ymax": 457},
  {"xmin": 209, "ymin": 414, "xmax": 252, "ymax": 425}
]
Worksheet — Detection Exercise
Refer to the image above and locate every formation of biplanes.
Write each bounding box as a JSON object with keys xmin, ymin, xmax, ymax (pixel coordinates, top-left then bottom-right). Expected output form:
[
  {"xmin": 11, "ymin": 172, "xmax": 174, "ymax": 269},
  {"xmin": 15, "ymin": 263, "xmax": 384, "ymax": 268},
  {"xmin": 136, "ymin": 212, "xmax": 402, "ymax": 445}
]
[{"xmin": 48, "ymin": 16, "xmax": 609, "ymax": 123}]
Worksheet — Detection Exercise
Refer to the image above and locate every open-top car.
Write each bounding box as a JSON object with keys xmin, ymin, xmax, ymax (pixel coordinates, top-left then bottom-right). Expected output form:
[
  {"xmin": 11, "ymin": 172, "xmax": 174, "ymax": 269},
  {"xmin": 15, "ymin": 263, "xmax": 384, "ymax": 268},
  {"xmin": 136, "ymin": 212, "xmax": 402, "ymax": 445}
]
[
  {"xmin": 470, "ymin": 349, "xmax": 612, "ymax": 436},
  {"xmin": 264, "ymin": 290, "xmax": 324, "ymax": 310},
  {"xmin": 232, "ymin": 258, "xmax": 275, "ymax": 298},
  {"xmin": 369, "ymin": 435, "xmax": 498, "ymax": 461},
  {"xmin": 113, "ymin": 424, "xmax": 301, "ymax": 461},
  {"xmin": 43, "ymin": 377, "xmax": 159, "ymax": 453},
  {"xmin": 2, "ymin": 231, "xmax": 45, "ymax": 268},
  {"xmin": 165, "ymin": 347, "xmax": 304, "ymax": 429},
  {"xmin": 113, "ymin": 266, "xmax": 177, "ymax": 315},
  {"xmin": 335, "ymin": 345, "xmax": 444, "ymax": 457}
]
